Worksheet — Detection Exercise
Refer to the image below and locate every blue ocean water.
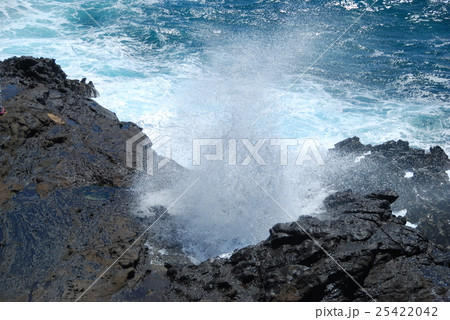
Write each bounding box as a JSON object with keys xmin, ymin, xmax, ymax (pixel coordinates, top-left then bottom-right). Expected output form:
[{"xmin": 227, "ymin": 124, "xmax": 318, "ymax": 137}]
[
  {"xmin": 1, "ymin": 0, "xmax": 448, "ymax": 166},
  {"xmin": 1, "ymin": 0, "xmax": 449, "ymax": 259}
]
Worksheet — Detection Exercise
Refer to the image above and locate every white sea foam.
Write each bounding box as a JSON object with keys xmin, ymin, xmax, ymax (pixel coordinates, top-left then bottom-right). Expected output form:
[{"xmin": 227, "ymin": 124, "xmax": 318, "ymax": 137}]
[
  {"xmin": 393, "ymin": 209, "xmax": 407, "ymax": 217},
  {"xmin": 218, "ymin": 252, "xmax": 232, "ymax": 259},
  {"xmin": 406, "ymin": 221, "xmax": 418, "ymax": 228},
  {"xmin": 404, "ymin": 171, "xmax": 414, "ymax": 178},
  {"xmin": 2, "ymin": 0, "xmax": 449, "ymax": 162},
  {"xmin": 354, "ymin": 151, "xmax": 371, "ymax": 163}
]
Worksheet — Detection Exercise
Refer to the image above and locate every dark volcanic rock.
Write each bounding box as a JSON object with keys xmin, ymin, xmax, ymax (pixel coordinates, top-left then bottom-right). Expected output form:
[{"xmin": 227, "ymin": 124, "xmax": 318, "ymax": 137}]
[
  {"xmin": 328, "ymin": 137, "xmax": 450, "ymax": 250},
  {"xmin": 160, "ymin": 190, "xmax": 448, "ymax": 302},
  {"xmin": 333, "ymin": 136, "xmax": 367, "ymax": 153},
  {"xmin": 0, "ymin": 56, "xmax": 184, "ymax": 301}
]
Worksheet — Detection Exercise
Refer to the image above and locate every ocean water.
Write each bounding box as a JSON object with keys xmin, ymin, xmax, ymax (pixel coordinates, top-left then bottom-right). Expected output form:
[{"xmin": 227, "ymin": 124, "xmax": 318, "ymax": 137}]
[{"xmin": 1, "ymin": 0, "xmax": 449, "ymax": 260}]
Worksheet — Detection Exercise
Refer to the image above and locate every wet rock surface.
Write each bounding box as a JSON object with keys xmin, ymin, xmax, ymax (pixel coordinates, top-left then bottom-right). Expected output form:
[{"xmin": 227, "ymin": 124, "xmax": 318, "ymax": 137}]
[
  {"xmin": 1, "ymin": 57, "xmax": 448, "ymax": 301},
  {"xmin": 154, "ymin": 190, "xmax": 448, "ymax": 302},
  {"xmin": 0, "ymin": 56, "xmax": 184, "ymax": 301},
  {"xmin": 327, "ymin": 137, "xmax": 450, "ymax": 250}
]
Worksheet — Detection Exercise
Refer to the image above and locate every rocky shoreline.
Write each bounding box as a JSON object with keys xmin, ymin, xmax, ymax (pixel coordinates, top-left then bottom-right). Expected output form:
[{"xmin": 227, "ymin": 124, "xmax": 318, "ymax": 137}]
[
  {"xmin": 159, "ymin": 189, "xmax": 449, "ymax": 301},
  {"xmin": 0, "ymin": 57, "xmax": 448, "ymax": 301}
]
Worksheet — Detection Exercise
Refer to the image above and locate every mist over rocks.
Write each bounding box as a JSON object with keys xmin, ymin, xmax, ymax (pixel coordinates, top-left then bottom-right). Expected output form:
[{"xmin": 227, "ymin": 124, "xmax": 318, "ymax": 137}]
[
  {"xmin": 0, "ymin": 56, "xmax": 449, "ymax": 301},
  {"xmin": 326, "ymin": 136, "xmax": 450, "ymax": 250},
  {"xmin": 152, "ymin": 190, "xmax": 448, "ymax": 302}
]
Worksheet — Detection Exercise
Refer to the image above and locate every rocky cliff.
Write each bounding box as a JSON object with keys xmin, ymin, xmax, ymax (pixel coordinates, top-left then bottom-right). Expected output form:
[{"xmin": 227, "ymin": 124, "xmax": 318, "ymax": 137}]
[
  {"xmin": 0, "ymin": 57, "xmax": 448, "ymax": 301},
  {"xmin": 0, "ymin": 56, "xmax": 183, "ymax": 301}
]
